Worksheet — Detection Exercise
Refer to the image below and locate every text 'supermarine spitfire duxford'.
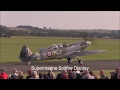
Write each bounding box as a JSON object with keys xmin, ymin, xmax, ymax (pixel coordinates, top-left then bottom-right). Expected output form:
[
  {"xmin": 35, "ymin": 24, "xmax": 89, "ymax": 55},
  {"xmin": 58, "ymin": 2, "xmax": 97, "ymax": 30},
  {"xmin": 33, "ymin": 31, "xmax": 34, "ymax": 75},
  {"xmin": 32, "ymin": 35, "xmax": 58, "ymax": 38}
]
[{"xmin": 19, "ymin": 40, "xmax": 106, "ymax": 65}]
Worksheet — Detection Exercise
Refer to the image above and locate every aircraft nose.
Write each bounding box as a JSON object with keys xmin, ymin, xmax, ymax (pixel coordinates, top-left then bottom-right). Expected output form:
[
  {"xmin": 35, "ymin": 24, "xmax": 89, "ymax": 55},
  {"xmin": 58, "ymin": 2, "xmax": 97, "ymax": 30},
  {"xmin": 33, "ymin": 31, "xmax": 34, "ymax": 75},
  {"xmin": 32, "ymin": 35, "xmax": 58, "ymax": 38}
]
[{"xmin": 87, "ymin": 41, "xmax": 91, "ymax": 45}]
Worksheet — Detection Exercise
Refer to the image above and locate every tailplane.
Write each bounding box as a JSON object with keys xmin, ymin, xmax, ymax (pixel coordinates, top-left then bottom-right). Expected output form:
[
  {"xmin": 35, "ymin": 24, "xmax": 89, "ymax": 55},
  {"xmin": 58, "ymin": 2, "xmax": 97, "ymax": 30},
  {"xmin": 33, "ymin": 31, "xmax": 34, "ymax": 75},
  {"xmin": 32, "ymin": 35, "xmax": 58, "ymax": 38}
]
[{"xmin": 19, "ymin": 45, "xmax": 32, "ymax": 62}]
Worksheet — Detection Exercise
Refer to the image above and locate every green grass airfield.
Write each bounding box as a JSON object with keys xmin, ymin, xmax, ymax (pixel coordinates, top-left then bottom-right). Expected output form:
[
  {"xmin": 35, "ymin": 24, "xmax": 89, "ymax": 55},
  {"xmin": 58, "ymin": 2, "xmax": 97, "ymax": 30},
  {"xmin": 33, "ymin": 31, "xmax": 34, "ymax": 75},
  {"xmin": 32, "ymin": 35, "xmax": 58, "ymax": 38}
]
[
  {"xmin": 0, "ymin": 36, "xmax": 119, "ymax": 63},
  {"xmin": 0, "ymin": 36, "xmax": 119, "ymax": 78}
]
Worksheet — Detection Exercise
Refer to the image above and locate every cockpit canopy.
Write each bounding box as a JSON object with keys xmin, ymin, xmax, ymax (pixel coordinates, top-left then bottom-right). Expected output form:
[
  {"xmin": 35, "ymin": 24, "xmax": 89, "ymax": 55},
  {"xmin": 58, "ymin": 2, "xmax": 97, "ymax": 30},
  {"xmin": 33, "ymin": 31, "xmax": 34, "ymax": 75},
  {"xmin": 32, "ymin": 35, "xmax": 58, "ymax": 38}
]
[
  {"xmin": 57, "ymin": 44, "xmax": 64, "ymax": 48},
  {"xmin": 48, "ymin": 44, "xmax": 63, "ymax": 49},
  {"xmin": 48, "ymin": 44, "xmax": 59, "ymax": 49}
]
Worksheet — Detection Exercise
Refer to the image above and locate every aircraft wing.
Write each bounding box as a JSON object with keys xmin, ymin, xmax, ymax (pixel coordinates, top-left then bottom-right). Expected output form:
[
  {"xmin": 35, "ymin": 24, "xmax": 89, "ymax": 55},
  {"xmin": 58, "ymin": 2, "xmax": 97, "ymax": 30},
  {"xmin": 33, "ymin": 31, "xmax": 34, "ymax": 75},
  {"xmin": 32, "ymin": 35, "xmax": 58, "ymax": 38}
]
[{"xmin": 67, "ymin": 50, "xmax": 107, "ymax": 59}]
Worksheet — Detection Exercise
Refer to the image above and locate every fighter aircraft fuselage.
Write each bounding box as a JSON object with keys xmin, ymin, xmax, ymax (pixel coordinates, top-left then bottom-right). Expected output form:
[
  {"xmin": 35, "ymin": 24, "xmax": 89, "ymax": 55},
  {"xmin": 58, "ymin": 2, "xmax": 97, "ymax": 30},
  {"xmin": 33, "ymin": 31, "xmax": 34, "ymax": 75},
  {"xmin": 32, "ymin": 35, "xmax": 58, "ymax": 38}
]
[{"xmin": 19, "ymin": 40, "xmax": 106, "ymax": 65}]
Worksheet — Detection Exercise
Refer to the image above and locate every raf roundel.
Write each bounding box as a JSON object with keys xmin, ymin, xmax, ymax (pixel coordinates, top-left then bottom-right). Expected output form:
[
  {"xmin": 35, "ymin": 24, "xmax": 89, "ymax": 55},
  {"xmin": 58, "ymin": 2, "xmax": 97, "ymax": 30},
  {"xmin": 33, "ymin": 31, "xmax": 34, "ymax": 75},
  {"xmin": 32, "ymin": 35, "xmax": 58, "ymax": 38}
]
[{"xmin": 46, "ymin": 50, "xmax": 53, "ymax": 57}]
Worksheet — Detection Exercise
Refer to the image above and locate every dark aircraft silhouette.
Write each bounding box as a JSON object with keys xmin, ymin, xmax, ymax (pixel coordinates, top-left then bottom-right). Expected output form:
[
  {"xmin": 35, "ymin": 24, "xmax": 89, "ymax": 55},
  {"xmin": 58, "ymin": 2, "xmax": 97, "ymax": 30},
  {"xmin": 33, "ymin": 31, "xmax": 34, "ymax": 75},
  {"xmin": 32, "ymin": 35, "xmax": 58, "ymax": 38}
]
[{"xmin": 19, "ymin": 40, "xmax": 106, "ymax": 65}]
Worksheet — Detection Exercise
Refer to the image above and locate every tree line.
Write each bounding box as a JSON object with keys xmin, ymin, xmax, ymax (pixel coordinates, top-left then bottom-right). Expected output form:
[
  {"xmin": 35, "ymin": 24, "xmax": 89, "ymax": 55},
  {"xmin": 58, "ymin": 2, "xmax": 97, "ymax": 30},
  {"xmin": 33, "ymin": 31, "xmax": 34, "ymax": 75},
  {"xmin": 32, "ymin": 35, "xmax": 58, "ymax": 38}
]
[{"xmin": 0, "ymin": 25, "xmax": 120, "ymax": 39}]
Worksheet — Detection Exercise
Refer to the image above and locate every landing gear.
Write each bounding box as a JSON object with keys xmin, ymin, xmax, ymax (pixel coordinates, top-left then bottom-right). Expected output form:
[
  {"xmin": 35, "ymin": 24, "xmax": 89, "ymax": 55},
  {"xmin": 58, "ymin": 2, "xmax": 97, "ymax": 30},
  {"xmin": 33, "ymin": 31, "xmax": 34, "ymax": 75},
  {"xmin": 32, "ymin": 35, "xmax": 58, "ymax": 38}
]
[
  {"xmin": 27, "ymin": 62, "xmax": 31, "ymax": 65},
  {"xmin": 78, "ymin": 60, "xmax": 83, "ymax": 65},
  {"xmin": 67, "ymin": 58, "xmax": 73, "ymax": 64},
  {"xmin": 77, "ymin": 57, "xmax": 83, "ymax": 65}
]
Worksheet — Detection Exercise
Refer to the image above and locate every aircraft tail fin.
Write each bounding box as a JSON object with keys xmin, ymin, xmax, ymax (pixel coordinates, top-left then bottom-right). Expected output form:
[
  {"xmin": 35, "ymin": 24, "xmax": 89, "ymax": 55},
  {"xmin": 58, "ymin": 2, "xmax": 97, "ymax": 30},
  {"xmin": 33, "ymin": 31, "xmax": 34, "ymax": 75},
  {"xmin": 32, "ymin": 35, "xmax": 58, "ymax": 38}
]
[{"xmin": 19, "ymin": 45, "xmax": 33, "ymax": 62}]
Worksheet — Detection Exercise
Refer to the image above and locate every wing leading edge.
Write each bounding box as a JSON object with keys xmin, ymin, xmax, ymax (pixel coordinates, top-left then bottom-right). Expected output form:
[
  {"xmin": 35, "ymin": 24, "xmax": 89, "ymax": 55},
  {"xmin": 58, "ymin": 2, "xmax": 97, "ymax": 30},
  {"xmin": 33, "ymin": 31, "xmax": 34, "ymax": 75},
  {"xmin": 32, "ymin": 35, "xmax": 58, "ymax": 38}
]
[{"xmin": 68, "ymin": 50, "xmax": 107, "ymax": 59}]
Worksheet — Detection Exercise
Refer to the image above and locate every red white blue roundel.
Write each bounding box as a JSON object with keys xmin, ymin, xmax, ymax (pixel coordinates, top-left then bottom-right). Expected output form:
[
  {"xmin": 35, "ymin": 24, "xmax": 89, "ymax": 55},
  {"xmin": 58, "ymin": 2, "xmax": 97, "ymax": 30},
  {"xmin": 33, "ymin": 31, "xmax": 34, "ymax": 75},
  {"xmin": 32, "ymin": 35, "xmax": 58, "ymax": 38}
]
[{"xmin": 46, "ymin": 50, "xmax": 53, "ymax": 57}]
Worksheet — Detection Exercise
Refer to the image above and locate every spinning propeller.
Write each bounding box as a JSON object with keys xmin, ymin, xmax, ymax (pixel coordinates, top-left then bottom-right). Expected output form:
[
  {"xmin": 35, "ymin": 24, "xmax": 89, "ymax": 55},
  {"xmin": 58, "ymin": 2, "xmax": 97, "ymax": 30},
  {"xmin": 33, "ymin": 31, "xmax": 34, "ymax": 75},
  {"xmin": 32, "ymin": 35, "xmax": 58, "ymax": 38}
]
[{"xmin": 82, "ymin": 32, "xmax": 98, "ymax": 49}]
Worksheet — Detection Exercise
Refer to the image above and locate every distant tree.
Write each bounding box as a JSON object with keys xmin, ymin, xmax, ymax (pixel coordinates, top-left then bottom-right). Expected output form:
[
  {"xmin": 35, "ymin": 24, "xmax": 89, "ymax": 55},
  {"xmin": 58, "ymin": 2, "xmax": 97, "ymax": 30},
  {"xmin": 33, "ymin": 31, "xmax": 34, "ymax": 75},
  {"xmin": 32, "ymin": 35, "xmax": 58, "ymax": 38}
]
[{"xmin": 43, "ymin": 27, "xmax": 46, "ymax": 29}]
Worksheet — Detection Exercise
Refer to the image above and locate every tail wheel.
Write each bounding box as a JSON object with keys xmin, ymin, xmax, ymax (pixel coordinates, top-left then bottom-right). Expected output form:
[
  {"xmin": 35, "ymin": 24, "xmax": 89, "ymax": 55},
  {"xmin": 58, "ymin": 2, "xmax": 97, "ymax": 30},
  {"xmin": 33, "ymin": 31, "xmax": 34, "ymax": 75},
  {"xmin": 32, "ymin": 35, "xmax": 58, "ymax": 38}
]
[
  {"xmin": 27, "ymin": 62, "xmax": 31, "ymax": 65},
  {"xmin": 67, "ymin": 58, "xmax": 73, "ymax": 64}
]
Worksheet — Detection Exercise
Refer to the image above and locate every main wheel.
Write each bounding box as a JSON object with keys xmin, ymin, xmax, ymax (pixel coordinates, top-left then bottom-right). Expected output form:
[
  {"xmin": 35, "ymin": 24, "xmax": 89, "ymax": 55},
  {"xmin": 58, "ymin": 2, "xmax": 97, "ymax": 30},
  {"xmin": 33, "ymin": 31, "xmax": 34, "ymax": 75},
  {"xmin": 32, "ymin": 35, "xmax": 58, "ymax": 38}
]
[
  {"xmin": 78, "ymin": 59, "xmax": 83, "ymax": 65},
  {"xmin": 67, "ymin": 58, "xmax": 73, "ymax": 64}
]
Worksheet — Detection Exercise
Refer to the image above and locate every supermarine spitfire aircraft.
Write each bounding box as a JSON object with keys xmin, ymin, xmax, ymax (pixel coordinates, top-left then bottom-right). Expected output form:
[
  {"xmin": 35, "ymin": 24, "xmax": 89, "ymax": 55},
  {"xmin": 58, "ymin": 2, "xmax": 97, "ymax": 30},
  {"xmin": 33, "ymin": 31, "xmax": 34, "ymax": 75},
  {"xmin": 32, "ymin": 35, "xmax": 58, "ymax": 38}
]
[{"xmin": 19, "ymin": 40, "xmax": 106, "ymax": 65}]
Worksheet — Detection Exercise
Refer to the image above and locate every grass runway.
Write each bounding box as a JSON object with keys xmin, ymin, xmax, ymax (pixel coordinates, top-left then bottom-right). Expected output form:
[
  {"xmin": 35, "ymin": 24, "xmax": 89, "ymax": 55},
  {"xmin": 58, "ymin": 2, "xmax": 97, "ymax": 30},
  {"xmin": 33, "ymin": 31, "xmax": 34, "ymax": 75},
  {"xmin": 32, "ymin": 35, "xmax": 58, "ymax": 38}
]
[
  {"xmin": 1, "ymin": 36, "xmax": 119, "ymax": 78},
  {"xmin": 0, "ymin": 36, "xmax": 119, "ymax": 63}
]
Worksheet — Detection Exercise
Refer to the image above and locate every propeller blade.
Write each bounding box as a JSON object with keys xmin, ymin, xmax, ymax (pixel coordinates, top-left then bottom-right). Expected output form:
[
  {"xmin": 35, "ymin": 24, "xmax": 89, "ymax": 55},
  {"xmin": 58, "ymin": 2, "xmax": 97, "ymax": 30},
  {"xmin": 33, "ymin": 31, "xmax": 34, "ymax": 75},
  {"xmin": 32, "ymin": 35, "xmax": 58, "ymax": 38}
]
[{"xmin": 81, "ymin": 32, "xmax": 98, "ymax": 49}]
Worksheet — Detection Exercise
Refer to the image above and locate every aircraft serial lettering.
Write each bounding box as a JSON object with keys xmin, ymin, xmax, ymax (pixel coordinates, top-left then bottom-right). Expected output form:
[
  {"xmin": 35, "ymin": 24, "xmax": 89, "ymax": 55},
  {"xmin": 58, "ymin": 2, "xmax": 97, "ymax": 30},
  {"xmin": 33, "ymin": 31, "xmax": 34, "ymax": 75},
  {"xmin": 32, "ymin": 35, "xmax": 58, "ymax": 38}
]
[
  {"xmin": 54, "ymin": 49, "xmax": 62, "ymax": 56},
  {"xmin": 45, "ymin": 49, "xmax": 62, "ymax": 58}
]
